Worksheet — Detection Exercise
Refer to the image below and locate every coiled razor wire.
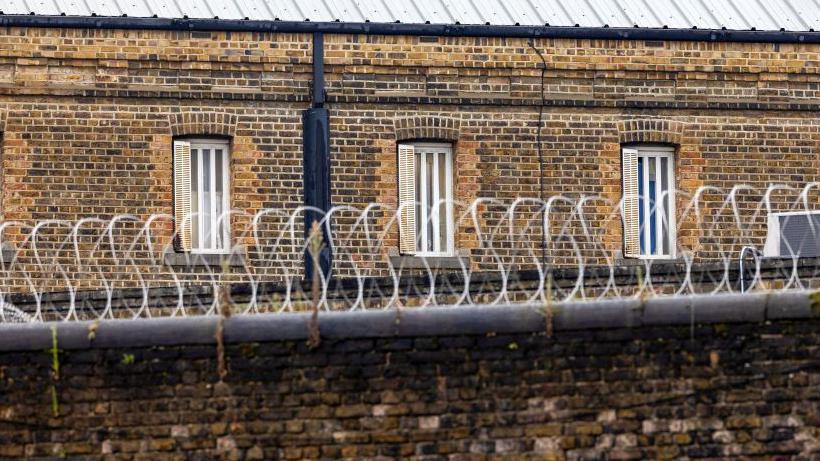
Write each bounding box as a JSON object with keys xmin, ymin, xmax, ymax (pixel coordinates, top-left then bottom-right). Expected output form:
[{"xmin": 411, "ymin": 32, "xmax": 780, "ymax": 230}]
[{"xmin": 0, "ymin": 183, "xmax": 819, "ymax": 322}]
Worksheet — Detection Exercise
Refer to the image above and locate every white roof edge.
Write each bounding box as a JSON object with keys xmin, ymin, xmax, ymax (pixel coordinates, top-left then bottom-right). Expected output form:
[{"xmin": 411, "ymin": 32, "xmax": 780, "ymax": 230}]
[{"xmin": 0, "ymin": 0, "xmax": 817, "ymax": 32}]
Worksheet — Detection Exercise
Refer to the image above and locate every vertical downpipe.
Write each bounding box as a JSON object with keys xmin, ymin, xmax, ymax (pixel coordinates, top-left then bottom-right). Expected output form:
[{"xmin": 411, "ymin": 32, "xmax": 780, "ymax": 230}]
[{"xmin": 303, "ymin": 32, "xmax": 332, "ymax": 280}]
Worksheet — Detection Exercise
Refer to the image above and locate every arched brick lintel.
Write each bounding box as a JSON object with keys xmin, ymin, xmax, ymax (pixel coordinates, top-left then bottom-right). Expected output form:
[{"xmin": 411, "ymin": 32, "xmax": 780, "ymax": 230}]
[
  {"xmin": 394, "ymin": 115, "xmax": 461, "ymax": 142},
  {"xmin": 618, "ymin": 119, "xmax": 684, "ymax": 145},
  {"xmin": 169, "ymin": 111, "xmax": 238, "ymax": 138}
]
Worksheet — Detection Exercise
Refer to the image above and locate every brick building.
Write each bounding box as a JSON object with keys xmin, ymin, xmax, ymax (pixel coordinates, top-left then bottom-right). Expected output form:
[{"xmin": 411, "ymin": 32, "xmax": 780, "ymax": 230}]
[{"xmin": 0, "ymin": 1, "xmax": 818, "ymax": 293}]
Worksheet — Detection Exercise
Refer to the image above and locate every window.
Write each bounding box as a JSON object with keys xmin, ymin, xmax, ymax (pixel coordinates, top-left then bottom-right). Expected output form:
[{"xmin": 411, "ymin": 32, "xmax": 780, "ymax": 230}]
[
  {"xmin": 397, "ymin": 142, "xmax": 454, "ymax": 256},
  {"xmin": 622, "ymin": 145, "xmax": 676, "ymax": 258},
  {"xmin": 173, "ymin": 138, "xmax": 231, "ymax": 253}
]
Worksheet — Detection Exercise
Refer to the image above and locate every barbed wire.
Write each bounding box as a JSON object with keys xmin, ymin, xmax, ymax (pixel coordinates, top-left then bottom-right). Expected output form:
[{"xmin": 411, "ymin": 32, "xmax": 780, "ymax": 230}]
[{"xmin": 1, "ymin": 182, "xmax": 820, "ymax": 323}]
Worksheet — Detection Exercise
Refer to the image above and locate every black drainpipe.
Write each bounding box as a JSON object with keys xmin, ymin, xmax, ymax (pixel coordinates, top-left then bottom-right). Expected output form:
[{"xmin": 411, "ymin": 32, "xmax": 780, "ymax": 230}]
[{"xmin": 302, "ymin": 31, "xmax": 332, "ymax": 280}]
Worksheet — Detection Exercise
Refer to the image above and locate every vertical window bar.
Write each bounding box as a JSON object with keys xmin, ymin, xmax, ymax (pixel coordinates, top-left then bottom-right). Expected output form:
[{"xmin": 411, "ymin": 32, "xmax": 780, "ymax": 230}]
[
  {"xmin": 222, "ymin": 149, "xmax": 230, "ymax": 252},
  {"xmin": 414, "ymin": 151, "xmax": 421, "ymax": 252},
  {"xmin": 667, "ymin": 154, "xmax": 676, "ymax": 257},
  {"xmin": 197, "ymin": 148, "xmax": 206, "ymax": 251},
  {"xmin": 437, "ymin": 152, "xmax": 446, "ymax": 253},
  {"xmin": 637, "ymin": 157, "xmax": 644, "ymax": 254},
  {"xmin": 660, "ymin": 156, "xmax": 669, "ymax": 256},
  {"xmin": 209, "ymin": 147, "xmax": 217, "ymax": 250},
  {"xmin": 654, "ymin": 156, "xmax": 662, "ymax": 256},
  {"xmin": 431, "ymin": 150, "xmax": 440, "ymax": 254},
  {"xmin": 648, "ymin": 156, "xmax": 656, "ymax": 255},
  {"xmin": 419, "ymin": 150, "xmax": 428, "ymax": 254},
  {"xmin": 426, "ymin": 153, "xmax": 434, "ymax": 253},
  {"xmin": 445, "ymin": 149, "xmax": 454, "ymax": 255},
  {"xmin": 191, "ymin": 148, "xmax": 199, "ymax": 250},
  {"xmin": 642, "ymin": 155, "xmax": 651, "ymax": 256},
  {"xmin": 215, "ymin": 148, "xmax": 225, "ymax": 251}
]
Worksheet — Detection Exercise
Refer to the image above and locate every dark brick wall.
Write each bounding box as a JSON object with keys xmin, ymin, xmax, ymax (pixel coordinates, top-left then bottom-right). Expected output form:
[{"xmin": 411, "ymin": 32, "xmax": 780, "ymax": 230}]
[{"xmin": 0, "ymin": 318, "xmax": 817, "ymax": 459}]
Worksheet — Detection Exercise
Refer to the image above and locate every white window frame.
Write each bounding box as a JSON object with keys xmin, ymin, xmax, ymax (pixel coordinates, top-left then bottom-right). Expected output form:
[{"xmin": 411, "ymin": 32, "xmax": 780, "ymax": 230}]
[
  {"xmin": 628, "ymin": 144, "xmax": 677, "ymax": 259},
  {"xmin": 188, "ymin": 138, "xmax": 231, "ymax": 254},
  {"xmin": 412, "ymin": 142, "xmax": 455, "ymax": 257}
]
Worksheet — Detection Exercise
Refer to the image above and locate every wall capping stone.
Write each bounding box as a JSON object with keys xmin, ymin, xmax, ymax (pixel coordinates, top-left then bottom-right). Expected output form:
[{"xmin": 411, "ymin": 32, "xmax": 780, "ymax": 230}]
[
  {"xmin": 0, "ymin": 291, "xmax": 814, "ymax": 352},
  {"xmin": 169, "ymin": 110, "xmax": 238, "ymax": 138}
]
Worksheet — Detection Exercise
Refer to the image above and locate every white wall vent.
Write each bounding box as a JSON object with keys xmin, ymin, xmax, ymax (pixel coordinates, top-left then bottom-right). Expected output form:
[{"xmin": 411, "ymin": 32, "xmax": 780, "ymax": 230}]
[{"xmin": 764, "ymin": 211, "xmax": 820, "ymax": 258}]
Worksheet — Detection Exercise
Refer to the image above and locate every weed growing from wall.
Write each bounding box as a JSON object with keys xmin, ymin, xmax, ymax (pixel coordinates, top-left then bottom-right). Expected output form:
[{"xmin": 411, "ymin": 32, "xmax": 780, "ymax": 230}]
[
  {"xmin": 307, "ymin": 221, "xmax": 323, "ymax": 350},
  {"xmin": 49, "ymin": 325, "xmax": 59, "ymax": 418}
]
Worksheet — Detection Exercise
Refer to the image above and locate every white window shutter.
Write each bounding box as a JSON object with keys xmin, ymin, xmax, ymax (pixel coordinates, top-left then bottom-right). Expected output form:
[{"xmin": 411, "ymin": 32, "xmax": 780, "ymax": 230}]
[
  {"xmin": 173, "ymin": 140, "xmax": 193, "ymax": 251},
  {"xmin": 398, "ymin": 143, "xmax": 416, "ymax": 254},
  {"xmin": 622, "ymin": 147, "xmax": 640, "ymax": 258}
]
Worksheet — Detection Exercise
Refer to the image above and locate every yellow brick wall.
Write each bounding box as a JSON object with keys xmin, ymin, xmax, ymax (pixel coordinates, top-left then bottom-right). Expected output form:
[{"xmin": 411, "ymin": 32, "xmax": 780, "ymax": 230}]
[{"xmin": 0, "ymin": 27, "xmax": 816, "ymax": 293}]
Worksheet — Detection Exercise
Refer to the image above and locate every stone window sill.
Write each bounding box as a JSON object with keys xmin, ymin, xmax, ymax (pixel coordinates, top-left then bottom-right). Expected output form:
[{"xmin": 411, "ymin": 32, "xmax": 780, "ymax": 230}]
[
  {"xmin": 163, "ymin": 246, "xmax": 247, "ymax": 268},
  {"xmin": 615, "ymin": 257, "xmax": 686, "ymax": 266},
  {"xmin": 388, "ymin": 248, "xmax": 471, "ymax": 270}
]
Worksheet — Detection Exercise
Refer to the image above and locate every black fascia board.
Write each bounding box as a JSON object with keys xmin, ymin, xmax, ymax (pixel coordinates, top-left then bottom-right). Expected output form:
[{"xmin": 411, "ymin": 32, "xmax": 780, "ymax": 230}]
[{"xmin": 0, "ymin": 15, "xmax": 818, "ymax": 43}]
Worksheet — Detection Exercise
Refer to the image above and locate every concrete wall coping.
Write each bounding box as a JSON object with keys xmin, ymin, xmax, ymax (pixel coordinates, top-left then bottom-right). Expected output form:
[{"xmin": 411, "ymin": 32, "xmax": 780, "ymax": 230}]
[{"xmin": 0, "ymin": 291, "xmax": 816, "ymax": 352}]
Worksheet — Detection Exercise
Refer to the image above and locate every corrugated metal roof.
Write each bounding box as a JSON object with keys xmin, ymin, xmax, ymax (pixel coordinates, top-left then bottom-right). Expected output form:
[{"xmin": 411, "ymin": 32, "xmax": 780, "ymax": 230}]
[{"xmin": 1, "ymin": 0, "xmax": 819, "ymax": 32}]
